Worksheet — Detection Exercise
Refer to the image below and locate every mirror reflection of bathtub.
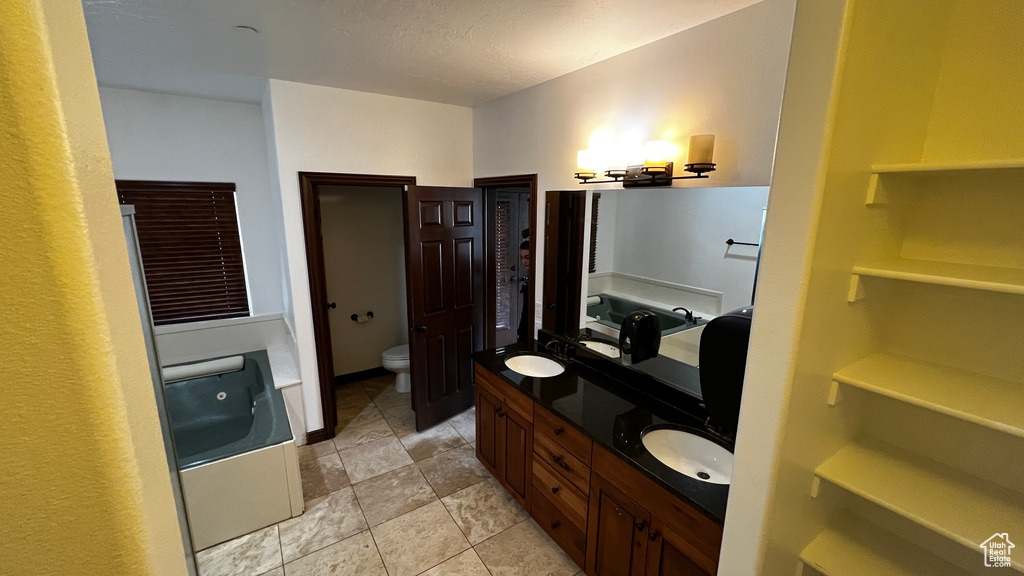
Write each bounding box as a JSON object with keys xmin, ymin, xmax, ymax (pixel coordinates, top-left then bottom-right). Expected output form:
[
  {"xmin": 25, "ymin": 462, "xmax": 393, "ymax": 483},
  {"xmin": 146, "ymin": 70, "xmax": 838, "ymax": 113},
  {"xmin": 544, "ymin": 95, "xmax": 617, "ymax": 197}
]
[
  {"xmin": 584, "ymin": 294, "xmax": 708, "ymax": 367},
  {"xmin": 164, "ymin": 350, "xmax": 303, "ymax": 551}
]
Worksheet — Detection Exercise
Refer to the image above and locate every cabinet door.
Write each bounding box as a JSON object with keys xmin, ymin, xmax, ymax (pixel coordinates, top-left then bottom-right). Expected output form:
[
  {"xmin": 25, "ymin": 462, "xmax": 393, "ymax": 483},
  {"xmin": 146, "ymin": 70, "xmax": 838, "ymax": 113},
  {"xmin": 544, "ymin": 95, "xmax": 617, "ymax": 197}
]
[
  {"xmin": 475, "ymin": 387, "xmax": 501, "ymax": 476},
  {"xmin": 587, "ymin": 473, "xmax": 650, "ymax": 576},
  {"xmin": 645, "ymin": 516, "xmax": 716, "ymax": 576},
  {"xmin": 500, "ymin": 404, "xmax": 533, "ymax": 508}
]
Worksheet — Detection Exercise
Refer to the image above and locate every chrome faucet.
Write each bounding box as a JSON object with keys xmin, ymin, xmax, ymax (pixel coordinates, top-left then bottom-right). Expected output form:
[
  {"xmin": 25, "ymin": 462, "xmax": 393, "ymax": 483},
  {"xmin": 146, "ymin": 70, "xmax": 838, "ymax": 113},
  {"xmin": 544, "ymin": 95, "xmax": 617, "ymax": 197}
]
[{"xmin": 672, "ymin": 307, "xmax": 697, "ymax": 323}]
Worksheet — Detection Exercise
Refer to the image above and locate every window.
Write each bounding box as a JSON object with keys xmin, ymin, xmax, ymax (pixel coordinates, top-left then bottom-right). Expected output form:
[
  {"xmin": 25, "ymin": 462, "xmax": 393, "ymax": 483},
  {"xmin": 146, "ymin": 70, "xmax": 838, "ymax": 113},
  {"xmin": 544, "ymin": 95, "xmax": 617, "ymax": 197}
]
[
  {"xmin": 589, "ymin": 193, "xmax": 601, "ymax": 273},
  {"xmin": 117, "ymin": 180, "xmax": 250, "ymax": 325}
]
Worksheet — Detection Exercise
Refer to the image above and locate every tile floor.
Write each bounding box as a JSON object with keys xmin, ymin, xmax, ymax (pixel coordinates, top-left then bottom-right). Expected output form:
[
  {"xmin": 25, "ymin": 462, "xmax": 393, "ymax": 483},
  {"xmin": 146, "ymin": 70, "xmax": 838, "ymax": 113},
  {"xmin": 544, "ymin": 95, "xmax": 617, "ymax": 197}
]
[{"xmin": 196, "ymin": 374, "xmax": 583, "ymax": 576}]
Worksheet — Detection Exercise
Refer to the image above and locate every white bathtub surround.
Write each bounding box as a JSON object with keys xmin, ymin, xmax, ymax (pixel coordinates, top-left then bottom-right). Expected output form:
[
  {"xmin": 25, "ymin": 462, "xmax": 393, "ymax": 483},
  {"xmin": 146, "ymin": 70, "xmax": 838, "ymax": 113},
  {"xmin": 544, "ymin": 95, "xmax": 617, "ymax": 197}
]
[
  {"xmin": 162, "ymin": 356, "xmax": 246, "ymax": 383},
  {"xmin": 588, "ymin": 272, "xmax": 723, "ymax": 318},
  {"xmin": 180, "ymin": 439, "xmax": 303, "ymax": 551},
  {"xmin": 154, "ymin": 314, "xmax": 307, "ymax": 443}
]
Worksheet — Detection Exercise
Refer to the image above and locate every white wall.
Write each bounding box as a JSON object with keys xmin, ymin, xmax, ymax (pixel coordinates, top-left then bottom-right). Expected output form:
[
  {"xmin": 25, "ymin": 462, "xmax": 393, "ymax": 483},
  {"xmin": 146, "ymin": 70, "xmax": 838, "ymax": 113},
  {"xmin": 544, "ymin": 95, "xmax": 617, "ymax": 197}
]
[
  {"xmin": 98, "ymin": 87, "xmax": 285, "ymax": 316},
  {"xmin": 319, "ymin": 186, "xmax": 408, "ymax": 375},
  {"xmin": 263, "ymin": 79, "xmax": 474, "ymax": 432},
  {"xmin": 611, "ymin": 186, "xmax": 768, "ymax": 313},
  {"xmin": 474, "ymin": 0, "xmax": 796, "ymax": 329}
]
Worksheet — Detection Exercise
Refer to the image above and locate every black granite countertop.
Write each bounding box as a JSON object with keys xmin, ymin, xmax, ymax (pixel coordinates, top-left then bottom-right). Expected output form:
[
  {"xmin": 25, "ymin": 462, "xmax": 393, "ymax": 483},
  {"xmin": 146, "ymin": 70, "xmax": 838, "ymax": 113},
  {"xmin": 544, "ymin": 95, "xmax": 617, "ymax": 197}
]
[{"xmin": 472, "ymin": 342, "xmax": 730, "ymax": 524}]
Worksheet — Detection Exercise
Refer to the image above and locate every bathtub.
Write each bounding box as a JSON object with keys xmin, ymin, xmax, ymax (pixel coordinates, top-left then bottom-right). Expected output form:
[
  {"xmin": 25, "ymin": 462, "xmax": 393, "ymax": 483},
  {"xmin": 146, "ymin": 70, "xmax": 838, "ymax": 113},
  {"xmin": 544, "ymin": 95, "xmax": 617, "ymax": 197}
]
[
  {"xmin": 164, "ymin": 350, "xmax": 303, "ymax": 550},
  {"xmin": 586, "ymin": 294, "xmax": 705, "ymax": 336}
]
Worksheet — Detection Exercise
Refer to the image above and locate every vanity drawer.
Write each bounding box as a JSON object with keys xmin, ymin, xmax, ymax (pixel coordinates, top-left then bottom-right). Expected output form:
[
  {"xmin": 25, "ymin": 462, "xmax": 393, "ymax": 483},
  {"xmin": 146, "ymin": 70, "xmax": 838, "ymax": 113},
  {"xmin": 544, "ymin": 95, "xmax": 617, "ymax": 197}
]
[
  {"xmin": 535, "ymin": 404, "xmax": 592, "ymax": 465},
  {"xmin": 474, "ymin": 364, "xmax": 533, "ymax": 422},
  {"xmin": 531, "ymin": 487, "xmax": 586, "ymax": 568},
  {"xmin": 534, "ymin": 431, "xmax": 590, "ymax": 495},
  {"xmin": 533, "ymin": 456, "xmax": 588, "ymax": 530}
]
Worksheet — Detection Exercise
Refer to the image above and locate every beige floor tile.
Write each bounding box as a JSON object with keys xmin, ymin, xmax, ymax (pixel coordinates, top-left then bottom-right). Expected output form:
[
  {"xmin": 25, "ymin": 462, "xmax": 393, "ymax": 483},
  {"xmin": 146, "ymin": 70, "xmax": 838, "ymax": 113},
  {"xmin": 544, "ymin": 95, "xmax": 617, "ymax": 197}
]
[
  {"xmin": 369, "ymin": 385, "xmax": 411, "ymax": 411},
  {"xmin": 446, "ymin": 407, "xmax": 477, "ymax": 443},
  {"xmin": 333, "ymin": 410, "xmax": 393, "ymax": 451},
  {"xmin": 361, "ymin": 375, "xmax": 394, "ymax": 394},
  {"xmin": 281, "ymin": 530, "xmax": 386, "ymax": 576},
  {"xmin": 299, "ymin": 452, "xmax": 350, "ymax": 502},
  {"xmin": 338, "ymin": 435, "xmax": 413, "ymax": 483},
  {"xmin": 296, "ymin": 439, "xmax": 337, "ymax": 463},
  {"xmin": 417, "ymin": 549, "xmax": 491, "ymax": 576},
  {"xmin": 371, "ymin": 501, "xmax": 470, "ymax": 576},
  {"xmin": 398, "ymin": 422, "xmax": 467, "ymax": 461},
  {"xmin": 196, "ymin": 525, "xmax": 281, "ymax": 576},
  {"xmin": 257, "ymin": 569, "xmax": 284, "ymax": 576},
  {"xmin": 441, "ymin": 478, "xmax": 529, "ymax": 544},
  {"xmin": 416, "ymin": 444, "xmax": 491, "ymax": 498},
  {"xmin": 334, "ymin": 381, "xmax": 367, "ymax": 399},
  {"xmin": 475, "ymin": 519, "xmax": 579, "ymax": 576},
  {"xmin": 277, "ymin": 487, "xmax": 368, "ymax": 563},
  {"xmin": 352, "ymin": 463, "xmax": 437, "ymax": 526},
  {"xmin": 380, "ymin": 403, "xmax": 416, "ymax": 435},
  {"xmin": 336, "ymin": 393, "xmax": 376, "ymax": 425}
]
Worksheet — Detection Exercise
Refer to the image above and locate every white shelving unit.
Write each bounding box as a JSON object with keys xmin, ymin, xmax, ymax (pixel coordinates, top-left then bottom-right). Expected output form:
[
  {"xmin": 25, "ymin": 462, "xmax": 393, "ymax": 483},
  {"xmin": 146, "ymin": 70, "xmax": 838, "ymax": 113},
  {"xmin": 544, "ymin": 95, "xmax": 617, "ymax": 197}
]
[
  {"xmin": 852, "ymin": 260, "xmax": 1024, "ymax": 295},
  {"xmin": 800, "ymin": 515, "xmax": 966, "ymax": 576},
  {"xmin": 814, "ymin": 441, "xmax": 1024, "ymax": 572},
  {"xmin": 833, "ymin": 352, "xmax": 1024, "ymax": 439}
]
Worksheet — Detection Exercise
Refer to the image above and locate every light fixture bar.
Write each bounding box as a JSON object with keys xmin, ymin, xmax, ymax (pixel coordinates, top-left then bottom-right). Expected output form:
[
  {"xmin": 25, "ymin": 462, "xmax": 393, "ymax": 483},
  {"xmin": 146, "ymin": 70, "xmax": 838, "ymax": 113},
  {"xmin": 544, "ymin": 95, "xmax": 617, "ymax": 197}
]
[{"xmin": 575, "ymin": 162, "xmax": 714, "ymax": 187}]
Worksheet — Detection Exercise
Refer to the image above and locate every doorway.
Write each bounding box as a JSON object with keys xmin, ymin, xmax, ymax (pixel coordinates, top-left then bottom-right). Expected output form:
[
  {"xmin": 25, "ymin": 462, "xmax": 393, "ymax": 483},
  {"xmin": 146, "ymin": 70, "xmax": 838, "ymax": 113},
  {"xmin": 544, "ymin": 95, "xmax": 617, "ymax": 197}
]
[
  {"xmin": 298, "ymin": 172, "xmax": 416, "ymax": 443},
  {"xmin": 476, "ymin": 174, "xmax": 539, "ymax": 349}
]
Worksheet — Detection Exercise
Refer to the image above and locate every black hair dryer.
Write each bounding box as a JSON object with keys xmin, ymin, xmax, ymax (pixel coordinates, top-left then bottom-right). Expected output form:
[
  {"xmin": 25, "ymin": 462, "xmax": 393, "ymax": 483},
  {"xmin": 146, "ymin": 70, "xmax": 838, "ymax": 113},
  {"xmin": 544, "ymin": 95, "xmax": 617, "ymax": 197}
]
[{"xmin": 619, "ymin": 310, "xmax": 661, "ymax": 366}]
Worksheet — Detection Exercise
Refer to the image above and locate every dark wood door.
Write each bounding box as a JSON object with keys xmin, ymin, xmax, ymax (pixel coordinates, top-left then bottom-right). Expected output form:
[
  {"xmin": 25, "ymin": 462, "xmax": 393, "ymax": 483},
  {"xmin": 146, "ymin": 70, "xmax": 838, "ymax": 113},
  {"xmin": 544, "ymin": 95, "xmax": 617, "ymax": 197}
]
[
  {"xmin": 475, "ymin": 387, "xmax": 500, "ymax": 476},
  {"xmin": 499, "ymin": 405, "xmax": 533, "ymax": 509},
  {"xmin": 587, "ymin": 473, "xmax": 651, "ymax": 576},
  {"xmin": 542, "ymin": 190, "xmax": 586, "ymax": 334},
  {"xmin": 404, "ymin": 186, "xmax": 485, "ymax": 430},
  {"xmin": 645, "ymin": 517, "xmax": 716, "ymax": 576}
]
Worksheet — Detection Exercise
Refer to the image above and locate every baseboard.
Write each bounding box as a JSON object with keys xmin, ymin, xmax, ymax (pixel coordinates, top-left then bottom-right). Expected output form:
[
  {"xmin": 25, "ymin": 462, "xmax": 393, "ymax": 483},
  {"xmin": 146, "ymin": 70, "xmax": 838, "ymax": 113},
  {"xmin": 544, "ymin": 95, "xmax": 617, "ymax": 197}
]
[
  {"xmin": 334, "ymin": 366, "xmax": 389, "ymax": 385},
  {"xmin": 305, "ymin": 428, "xmax": 330, "ymax": 445}
]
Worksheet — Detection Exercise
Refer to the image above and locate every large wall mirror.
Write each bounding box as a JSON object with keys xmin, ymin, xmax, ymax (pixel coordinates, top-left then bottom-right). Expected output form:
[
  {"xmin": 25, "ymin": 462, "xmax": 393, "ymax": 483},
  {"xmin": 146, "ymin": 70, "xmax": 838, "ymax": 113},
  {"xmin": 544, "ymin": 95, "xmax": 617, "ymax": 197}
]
[{"xmin": 543, "ymin": 186, "xmax": 768, "ymax": 396}]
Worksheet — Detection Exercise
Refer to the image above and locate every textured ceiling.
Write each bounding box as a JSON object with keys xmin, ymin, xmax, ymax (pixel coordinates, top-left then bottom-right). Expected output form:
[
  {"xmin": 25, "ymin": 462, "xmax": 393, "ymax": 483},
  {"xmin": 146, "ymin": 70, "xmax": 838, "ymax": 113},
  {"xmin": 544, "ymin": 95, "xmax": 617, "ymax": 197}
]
[{"xmin": 82, "ymin": 0, "xmax": 762, "ymax": 106}]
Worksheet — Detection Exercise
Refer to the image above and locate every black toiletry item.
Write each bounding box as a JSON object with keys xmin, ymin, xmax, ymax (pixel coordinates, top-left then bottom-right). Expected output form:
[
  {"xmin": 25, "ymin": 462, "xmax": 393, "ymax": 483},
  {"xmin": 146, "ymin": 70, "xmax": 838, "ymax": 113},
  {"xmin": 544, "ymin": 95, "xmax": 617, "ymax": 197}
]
[{"xmin": 619, "ymin": 310, "xmax": 661, "ymax": 366}]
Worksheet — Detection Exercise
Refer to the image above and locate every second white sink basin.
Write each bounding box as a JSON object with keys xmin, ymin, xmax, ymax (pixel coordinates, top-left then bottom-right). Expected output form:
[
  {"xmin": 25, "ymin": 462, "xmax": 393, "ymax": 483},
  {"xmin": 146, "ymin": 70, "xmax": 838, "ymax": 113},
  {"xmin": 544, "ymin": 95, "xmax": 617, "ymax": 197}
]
[
  {"xmin": 579, "ymin": 340, "xmax": 620, "ymax": 359},
  {"xmin": 504, "ymin": 354, "xmax": 565, "ymax": 378},
  {"xmin": 641, "ymin": 428, "xmax": 733, "ymax": 485}
]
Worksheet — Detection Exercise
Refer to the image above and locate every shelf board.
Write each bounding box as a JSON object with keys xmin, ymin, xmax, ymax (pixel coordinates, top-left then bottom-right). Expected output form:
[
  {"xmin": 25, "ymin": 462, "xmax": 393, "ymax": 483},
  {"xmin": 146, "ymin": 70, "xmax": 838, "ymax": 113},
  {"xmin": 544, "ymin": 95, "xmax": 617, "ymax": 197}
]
[
  {"xmin": 815, "ymin": 441, "xmax": 1024, "ymax": 572},
  {"xmin": 800, "ymin": 515, "xmax": 966, "ymax": 576},
  {"xmin": 834, "ymin": 352, "xmax": 1024, "ymax": 439},
  {"xmin": 872, "ymin": 159, "xmax": 1024, "ymax": 174},
  {"xmin": 853, "ymin": 259, "xmax": 1024, "ymax": 295}
]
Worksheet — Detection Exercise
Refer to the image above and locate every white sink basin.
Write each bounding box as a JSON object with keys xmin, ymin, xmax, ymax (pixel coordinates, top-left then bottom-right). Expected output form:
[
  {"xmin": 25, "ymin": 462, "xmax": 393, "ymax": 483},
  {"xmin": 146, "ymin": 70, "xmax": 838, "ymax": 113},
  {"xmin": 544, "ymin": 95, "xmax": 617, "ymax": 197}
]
[
  {"xmin": 641, "ymin": 428, "xmax": 733, "ymax": 485},
  {"xmin": 579, "ymin": 340, "xmax": 620, "ymax": 359},
  {"xmin": 504, "ymin": 354, "xmax": 565, "ymax": 378}
]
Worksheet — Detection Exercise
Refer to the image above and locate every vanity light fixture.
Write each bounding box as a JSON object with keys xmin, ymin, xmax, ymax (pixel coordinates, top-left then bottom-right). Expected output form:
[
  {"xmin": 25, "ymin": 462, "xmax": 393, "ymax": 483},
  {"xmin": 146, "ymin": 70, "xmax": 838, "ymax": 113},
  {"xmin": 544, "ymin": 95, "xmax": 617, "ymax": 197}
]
[{"xmin": 575, "ymin": 134, "xmax": 716, "ymax": 188}]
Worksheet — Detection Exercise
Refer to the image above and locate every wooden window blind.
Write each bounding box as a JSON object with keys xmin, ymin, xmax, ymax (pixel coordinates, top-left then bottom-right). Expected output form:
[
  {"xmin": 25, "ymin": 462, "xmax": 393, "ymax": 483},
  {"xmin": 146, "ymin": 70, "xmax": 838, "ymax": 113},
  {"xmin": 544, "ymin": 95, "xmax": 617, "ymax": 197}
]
[
  {"xmin": 589, "ymin": 193, "xmax": 601, "ymax": 273},
  {"xmin": 117, "ymin": 180, "xmax": 250, "ymax": 325},
  {"xmin": 495, "ymin": 198, "xmax": 513, "ymax": 330}
]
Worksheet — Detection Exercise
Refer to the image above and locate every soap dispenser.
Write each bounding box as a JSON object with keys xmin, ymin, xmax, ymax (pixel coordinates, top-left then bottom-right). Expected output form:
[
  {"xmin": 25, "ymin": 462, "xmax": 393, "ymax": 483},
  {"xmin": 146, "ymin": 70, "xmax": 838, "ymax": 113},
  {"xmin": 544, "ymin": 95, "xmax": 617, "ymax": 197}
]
[{"xmin": 618, "ymin": 310, "xmax": 661, "ymax": 366}]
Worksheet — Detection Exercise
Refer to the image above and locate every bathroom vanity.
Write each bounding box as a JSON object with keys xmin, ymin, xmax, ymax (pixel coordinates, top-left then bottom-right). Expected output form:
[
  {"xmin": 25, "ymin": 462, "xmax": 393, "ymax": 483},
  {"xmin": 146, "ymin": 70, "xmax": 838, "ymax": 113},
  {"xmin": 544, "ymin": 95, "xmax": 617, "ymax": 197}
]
[{"xmin": 472, "ymin": 342, "xmax": 727, "ymax": 575}]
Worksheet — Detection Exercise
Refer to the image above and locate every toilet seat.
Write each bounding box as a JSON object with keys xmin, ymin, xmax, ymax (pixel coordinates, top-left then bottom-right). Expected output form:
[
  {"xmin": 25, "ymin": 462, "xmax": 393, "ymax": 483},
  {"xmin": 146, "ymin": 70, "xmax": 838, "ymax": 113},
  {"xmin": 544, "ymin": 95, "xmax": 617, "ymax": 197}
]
[{"xmin": 382, "ymin": 344, "xmax": 409, "ymax": 362}]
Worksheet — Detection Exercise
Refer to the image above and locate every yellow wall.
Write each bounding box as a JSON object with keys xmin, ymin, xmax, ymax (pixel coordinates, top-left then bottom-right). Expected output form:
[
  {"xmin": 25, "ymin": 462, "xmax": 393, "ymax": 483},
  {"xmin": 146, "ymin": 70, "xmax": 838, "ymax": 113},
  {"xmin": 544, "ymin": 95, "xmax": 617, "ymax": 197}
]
[{"xmin": 0, "ymin": 1, "xmax": 187, "ymax": 574}]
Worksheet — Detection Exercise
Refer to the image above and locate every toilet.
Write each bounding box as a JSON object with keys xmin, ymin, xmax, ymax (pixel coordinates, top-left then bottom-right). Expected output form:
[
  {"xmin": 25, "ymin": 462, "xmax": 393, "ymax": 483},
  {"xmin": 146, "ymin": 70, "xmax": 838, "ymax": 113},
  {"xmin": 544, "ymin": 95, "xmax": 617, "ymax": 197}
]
[{"xmin": 381, "ymin": 344, "xmax": 411, "ymax": 393}]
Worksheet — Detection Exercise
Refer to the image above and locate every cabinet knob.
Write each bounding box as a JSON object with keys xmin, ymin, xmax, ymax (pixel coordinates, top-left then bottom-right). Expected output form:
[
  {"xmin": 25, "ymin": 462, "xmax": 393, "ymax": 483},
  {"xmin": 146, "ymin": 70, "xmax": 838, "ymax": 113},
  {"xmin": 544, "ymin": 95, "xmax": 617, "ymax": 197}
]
[
  {"xmin": 494, "ymin": 406, "xmax": 501, "ymax": 414},
  {"xmin": 551, "ymin": 486, "xmax": 559, "ymax": 494},
  {"xmin": 550, "ymin": 521, "xmax": 560, "ymax": 530},
  {"xmin": 635, "ymin": 520, "xmax": 647, "ymax": 532},
  {"xmin": 649, "ymin": 531, "xmax": 659, "ymax": 542},
  {"xmin": 553, "ymin": 428, "xmax": 563, "ymax": 436},
  {"xmin": 551, "ymin": 455, "xmax": 570, "ymax": 471}
]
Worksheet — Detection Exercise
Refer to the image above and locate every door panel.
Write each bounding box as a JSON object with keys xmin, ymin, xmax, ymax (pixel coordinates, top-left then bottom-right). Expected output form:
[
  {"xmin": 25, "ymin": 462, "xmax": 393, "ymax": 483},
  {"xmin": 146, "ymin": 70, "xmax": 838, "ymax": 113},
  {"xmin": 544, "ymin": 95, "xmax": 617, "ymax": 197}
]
[
  {"xmin": 587, "ymin": 474, "xmax": 651, "ymax": 576},
  {"xmin": 645, "ymin": 517, "xmax": 715, "ymax": 576},
  {"xmin": 405, "ymin": 186, "xmax": 484, "ymax": 430},
  {"xmin": 501, "ymin": 406, "xmax": 533, "ymax": 509},
  {"xmin": 476, "ymin": 388, "xmax": 500, "ymax": 474}
]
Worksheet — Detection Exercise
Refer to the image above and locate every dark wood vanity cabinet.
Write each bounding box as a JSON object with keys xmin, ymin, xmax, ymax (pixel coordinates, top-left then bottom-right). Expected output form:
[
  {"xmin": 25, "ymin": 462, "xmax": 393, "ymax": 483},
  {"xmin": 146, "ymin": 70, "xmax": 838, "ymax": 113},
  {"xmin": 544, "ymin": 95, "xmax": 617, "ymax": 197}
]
[
  {"xmin": 473, "ymin": 363, "xmax": 721, "ymax": 575},
  {"xmin": 474, "ymin": 365, "xmax": 533, "ymax": 508}
]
